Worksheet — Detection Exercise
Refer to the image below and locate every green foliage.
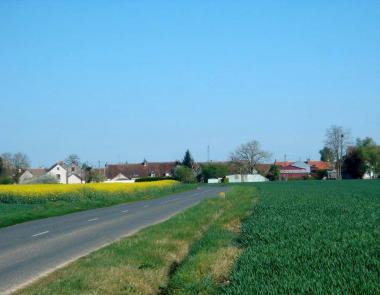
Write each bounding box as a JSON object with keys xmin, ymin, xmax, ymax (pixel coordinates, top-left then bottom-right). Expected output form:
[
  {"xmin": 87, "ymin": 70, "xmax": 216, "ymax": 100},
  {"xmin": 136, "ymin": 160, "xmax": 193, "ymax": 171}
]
[
  {"xmin": 319, "ymin": 146, "xmax": 334, "ymax": 162},
  {"xmin": 200, "ymin": 163, "xmax": 229, "ymax": 182},
  {"xmin": 343, "ymin": 148, "xmax": 366, "ymax": 179},
  {"xmin": 89, "ymin": 171, "xmax": 106, "ymax": 183},
  {"xmin": 356, "ymin": 137, "xmax": 380, "ymax": 177},
  {"xmin": 266, "ymin": 164, "xmax": 280, "ymax": 181},
  {"xmin": 174, "ymin": 165, "xmax": 196, "ymax": 183},
  {"xmin": 224, "ymin": 181, "xmax": 380, "ymax": 294},
  {"xmin": 135, "ymin": 177, "xmax": 174, "ymax": 182},
  {"xmin": 0, "ymin": 176, "xmax": 13, "ymax": 185},
  {"xmin": 182, "ymin": 150, "xmax": 194, "ymax": 169},
  {"xmin": 315, "ymin": 169, "xmax": 328, "ymax": 179}
]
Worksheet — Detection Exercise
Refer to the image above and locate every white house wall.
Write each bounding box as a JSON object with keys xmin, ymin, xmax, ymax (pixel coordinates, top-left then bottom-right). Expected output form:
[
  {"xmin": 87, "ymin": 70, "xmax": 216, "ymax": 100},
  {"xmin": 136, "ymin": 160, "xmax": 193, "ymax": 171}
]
[
  {"xmin": 68, "ymin": 174, "xmax": 82, "ymax": 184},
  {"xmin": 19, "ymin": 171, "xmax": 34, "ymax": 184},
  {"xmin": 46, "ymin": 164, "xmax": 67, "ymax": 184}
]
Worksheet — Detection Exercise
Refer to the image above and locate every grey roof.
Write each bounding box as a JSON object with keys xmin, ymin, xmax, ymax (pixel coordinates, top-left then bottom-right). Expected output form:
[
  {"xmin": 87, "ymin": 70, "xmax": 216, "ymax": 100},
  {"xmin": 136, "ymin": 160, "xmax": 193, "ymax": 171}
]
[{"xmin": 292, "ymin": 161, "xmax": 311, "ymax": 173}]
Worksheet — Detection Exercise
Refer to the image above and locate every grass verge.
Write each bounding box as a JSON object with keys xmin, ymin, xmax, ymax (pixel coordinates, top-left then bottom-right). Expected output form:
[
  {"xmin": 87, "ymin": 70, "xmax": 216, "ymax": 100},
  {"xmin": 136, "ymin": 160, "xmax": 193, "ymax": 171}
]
[
  {"xmin": 0, "ymin": 184, "xmax": 194, "ymax": 228},
  {"xmin": 16, "ymin": 186, "xmax": 257, "ymax": 295}
]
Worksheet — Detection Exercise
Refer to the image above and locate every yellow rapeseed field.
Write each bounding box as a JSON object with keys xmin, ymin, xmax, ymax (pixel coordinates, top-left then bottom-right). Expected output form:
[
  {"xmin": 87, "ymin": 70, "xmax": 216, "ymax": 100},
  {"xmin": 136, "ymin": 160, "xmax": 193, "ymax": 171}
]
[{"xmin": 0, "ymin": 180, "xmax": 178, "ymax": 199}]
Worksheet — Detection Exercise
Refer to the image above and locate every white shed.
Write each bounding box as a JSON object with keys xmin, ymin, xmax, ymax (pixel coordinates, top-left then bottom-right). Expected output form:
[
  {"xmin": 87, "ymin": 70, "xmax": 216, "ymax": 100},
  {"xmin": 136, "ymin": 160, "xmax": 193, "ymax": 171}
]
[{"xmin": 226, "ymin": 174, "xmax": 268, "ymax": 183}]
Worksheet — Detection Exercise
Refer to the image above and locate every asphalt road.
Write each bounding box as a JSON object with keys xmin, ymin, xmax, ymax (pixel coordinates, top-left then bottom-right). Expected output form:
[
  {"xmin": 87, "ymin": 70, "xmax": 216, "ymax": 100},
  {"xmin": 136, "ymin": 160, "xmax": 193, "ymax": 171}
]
[{"xmin": 0, "ymin": 186, "xmax": 227, "ymax": 294}]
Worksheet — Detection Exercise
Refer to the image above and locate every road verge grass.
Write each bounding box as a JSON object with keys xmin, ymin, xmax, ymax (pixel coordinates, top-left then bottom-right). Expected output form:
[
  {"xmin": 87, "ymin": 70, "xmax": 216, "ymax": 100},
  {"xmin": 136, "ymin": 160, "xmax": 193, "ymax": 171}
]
[
  {"xmin": 161, "ymin": 189, "xmax": 256, "ymax": 294},
  {"xmin": 16, "ymin": 186, "xmax": 257, "ymax": 295}
]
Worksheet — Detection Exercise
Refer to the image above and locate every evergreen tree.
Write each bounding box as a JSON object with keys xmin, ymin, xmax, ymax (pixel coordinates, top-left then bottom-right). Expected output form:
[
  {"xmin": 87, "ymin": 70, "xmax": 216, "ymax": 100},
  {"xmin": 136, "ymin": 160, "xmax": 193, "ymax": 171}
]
[{"xmin": 182, "ymin": 150, "xmax": 194, "ymax": 169}]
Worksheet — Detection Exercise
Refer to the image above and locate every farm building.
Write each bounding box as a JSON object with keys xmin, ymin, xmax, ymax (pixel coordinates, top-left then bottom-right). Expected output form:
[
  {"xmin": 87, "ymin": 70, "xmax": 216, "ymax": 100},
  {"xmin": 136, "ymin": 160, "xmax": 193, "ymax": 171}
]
[
  {"xmin": 278, "ymin": 164, "xmax": 309, "ymax": 180},
  {"xmin": 226, "ymin": 174, "xmax": 268, "ymax": 183}
]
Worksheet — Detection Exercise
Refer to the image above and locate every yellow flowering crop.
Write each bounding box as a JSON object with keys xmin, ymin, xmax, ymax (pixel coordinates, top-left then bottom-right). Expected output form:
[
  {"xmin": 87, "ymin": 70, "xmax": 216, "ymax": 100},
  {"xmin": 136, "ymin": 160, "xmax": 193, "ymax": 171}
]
[{"xmin": 0, "ymin": 180, "xmax": 179, "ymax": 201}]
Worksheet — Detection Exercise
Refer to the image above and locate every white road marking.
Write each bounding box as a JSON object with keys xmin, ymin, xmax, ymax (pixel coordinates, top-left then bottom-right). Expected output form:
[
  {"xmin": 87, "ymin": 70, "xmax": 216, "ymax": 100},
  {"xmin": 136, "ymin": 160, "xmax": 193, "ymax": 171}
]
[
  {"xmin": 122, "ymin": 209, "xmax": 129, "ymax": 213},
  {"xmin": 143, "ymin": 205, "xmax": 149, "ymax": 208},
  {"xmin": 32, "ymin": 231, "xmax": 49, "ymax": 237},
  {"xmin": 87, "ymin": 218, "xmax": 98, "ymax": 222}
]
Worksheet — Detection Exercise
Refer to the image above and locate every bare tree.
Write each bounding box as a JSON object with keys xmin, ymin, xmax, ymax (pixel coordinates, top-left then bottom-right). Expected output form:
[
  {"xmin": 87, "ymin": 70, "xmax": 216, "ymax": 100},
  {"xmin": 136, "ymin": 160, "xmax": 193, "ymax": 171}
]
[
  {"xmin": 324, "ymin": 125, "xmax": 351, "ymax": 180},
  {"xmin": 1, "ymin": 152, "xmax": 30, "ymax": 171},
  {"xmin": 230, "ymin": 139, "xmax": 271, "ymax": 174},
  {"xmin": 12, "ymin": 152, "xmax": 30, "ymax": 170},
  {"xmin": 64, "ymin": 154, "xmax": 81, "ymax": 167},
  {"xmin": 1, "ymin": 153, "xmax": 13, "ymax": 171}
]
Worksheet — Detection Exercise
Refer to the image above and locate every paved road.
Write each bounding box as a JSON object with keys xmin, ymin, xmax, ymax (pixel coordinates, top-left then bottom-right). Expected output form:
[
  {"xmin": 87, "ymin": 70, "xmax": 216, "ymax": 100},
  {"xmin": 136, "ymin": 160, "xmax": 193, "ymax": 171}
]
[{"xmin": 0, "ymin": 186, "xmax": 227, "ymax": 294}]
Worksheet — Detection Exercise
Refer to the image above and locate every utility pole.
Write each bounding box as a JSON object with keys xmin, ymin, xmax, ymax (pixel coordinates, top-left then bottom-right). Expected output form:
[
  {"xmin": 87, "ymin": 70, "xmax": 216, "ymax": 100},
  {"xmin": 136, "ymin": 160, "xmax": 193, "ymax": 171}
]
[
  {"xmin": 339, "ymin": 133, "xmax": 344, "ymax": 180},
  {"xmin": 207, "ymin": 146, "xmax": 210, "ymax": 163}
]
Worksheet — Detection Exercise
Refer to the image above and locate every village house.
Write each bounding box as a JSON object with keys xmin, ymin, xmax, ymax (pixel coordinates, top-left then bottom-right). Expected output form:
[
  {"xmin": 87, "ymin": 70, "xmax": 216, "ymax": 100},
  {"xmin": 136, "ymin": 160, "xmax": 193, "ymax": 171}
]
[
  {"xmin": 19, "ymin": 162, "xmax": 83, "ymax": 184},
  {"xmin": 104, "ymin": 160, "xmax": 179, "ymax": 182},
  {"xmin": 274, "ymin": 160, "xmax": 331, "ymax": 180}
]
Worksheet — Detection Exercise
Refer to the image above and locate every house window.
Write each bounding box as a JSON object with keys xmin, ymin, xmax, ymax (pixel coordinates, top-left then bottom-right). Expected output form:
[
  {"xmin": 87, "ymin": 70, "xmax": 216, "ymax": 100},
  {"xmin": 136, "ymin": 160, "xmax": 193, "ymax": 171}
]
[
  {"xmin": 56, "ymin": 174, "xmax": 61, "ymax": 180},
  {"xmin": 57, "ymin": 167, "xmax": 60, "ymax": 170},
  {"xmin": 71, "ymin": 167, "xmax": 75, "ymax": 172}
]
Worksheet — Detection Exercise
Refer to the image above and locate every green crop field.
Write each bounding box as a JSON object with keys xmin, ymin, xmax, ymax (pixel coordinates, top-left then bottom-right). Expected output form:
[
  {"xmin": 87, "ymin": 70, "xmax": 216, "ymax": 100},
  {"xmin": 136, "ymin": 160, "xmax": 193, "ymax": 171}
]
[{"xmin": 224, "ymin": 180, "xmax": 380, "ymax": 294}]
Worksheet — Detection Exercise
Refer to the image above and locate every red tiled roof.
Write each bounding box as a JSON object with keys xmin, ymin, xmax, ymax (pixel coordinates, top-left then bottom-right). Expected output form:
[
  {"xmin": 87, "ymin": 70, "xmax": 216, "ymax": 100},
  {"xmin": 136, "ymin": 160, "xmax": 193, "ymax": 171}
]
[
  {"xmin": 274, "ymin": 161, "xmax": 293, "ymax": 168},
  {"xmin": 307, "ymin": 161, "xmax": 331, "ymax": 170}
]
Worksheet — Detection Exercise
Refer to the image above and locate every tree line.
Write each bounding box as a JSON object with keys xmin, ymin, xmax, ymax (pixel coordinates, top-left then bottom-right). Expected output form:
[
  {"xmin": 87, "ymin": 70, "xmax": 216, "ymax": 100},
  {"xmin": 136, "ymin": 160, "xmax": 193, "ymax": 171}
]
[
  {"xmin": 320, "ymin": 125, "xmax": 380, "ymax": 179},
  {"xmin": 2, "ymin": 128, "xmax": 379, "ymax": 184}
]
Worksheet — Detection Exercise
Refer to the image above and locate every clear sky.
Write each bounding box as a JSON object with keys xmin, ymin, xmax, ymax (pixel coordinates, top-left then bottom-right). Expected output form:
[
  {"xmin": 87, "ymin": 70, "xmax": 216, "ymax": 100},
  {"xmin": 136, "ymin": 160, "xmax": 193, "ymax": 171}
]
[{"xmin": 1, "ymin": 1, "xmax": 379, "ymax": 167}]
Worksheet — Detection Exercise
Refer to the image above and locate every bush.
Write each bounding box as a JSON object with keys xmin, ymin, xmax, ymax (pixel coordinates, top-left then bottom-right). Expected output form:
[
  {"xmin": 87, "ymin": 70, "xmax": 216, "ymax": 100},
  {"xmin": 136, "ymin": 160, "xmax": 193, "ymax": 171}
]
[
  {"xmin": 267, "ymin": 165, "xmax": 280, "ymax": 181},
  {"xmin": 135, "ymin": 177, "xmax": 174, "ymax": 182},
  {"xmin": 0, "ymin": 176, "xmax": 13, "ymax": 185},
  {"xmin": 315, "ymin": 169, "xmax": 328, "ymax": 180},
  {"xmin": 199, "ymin": 163, "xmax": 229, "ymax": 182},
  {"xmin": 222, "ymin": 176, "xmax": 229, "ymax": 183},
  {"xmin": 174, "ymin": 166, "xmax": 196, "ymax": 183}
]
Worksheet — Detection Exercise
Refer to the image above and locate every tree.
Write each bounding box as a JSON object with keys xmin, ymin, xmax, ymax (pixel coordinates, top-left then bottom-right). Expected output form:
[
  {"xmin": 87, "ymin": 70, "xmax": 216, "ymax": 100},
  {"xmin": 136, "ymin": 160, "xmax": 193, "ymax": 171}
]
[
  {"xmin": 65, "ymin": 154, "xmax": 81, "ymax": 167},
  {"xmin": 182, "ymin": 150, "xmax": 195, "ymax": 169},
  {"xmin": 319, "ymin": 147, "xmax": 334, "ymax": 162},
  {"xmin": 324, "ymin": 125, "xmax": 351, "ymax": 180},
  {"xmin": 230, "ymin": 139, "xmax": 271, "ymax": 174},
  {"xmin": 174, "ymin": 165, "xmax": 196, "ymax": 183},
  {"xmin": 1, "ymin": 153, "xmax": 13, "ymax": 173},
  {"xmin": 343, "ymin": 147, "xmax": 366, "ymax": 179},
  {"xmin": 0, "ymin": 156, "xmax": 3, "ymax": 176},
  {"xmin": 356, "ymin": 137, "xmax": 380, "ymax": 179},
  {"xmin": 267, "ymin": 164, "xmax": 280, "ymax": 181},
  {"xmin": 12, "ymin": 152, "xmax": 30, "ymax": 170},
  {"xmin": 200, "ymin": 163, "xmax": 229, "ymax": 182}
]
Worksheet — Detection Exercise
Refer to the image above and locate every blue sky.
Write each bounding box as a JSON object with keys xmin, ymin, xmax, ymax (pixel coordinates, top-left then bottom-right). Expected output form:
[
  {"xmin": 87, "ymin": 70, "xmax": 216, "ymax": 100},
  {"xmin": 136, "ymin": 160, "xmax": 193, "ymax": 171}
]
[{"xmin": 1, "ymin": 1, "xmax": 379, "ymax": 167}]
